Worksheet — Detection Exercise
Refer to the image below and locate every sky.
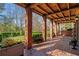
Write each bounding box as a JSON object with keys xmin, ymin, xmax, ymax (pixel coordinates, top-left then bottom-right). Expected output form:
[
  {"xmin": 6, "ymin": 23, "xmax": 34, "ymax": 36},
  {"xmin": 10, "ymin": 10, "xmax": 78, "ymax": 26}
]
[
  {"xmin": 0, "ymin": 3, "xmax": 51, "ymax": 28},
  {"xmin": 0, "ymin": 3, "xmax": 25, "ymax": 27}
]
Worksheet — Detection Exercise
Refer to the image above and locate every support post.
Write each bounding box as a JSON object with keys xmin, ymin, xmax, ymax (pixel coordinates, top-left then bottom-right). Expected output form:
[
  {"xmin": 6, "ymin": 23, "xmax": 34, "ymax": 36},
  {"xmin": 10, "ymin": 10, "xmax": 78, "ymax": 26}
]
[
  {"xmin": 50, "ymin": 20, "xmax": 53, "ymax": 39},
  {"xmin": 58, "ymin": 23, "xmax": 61, "ymax": 35},
  {"xmin": 53, "ymin": 21, "xmax": 57, "ymax": 36},
  {"xmin": 56, "ymin": 23, "xmax": 58, "ymax": 36},
  {"xmin": 24, "ymin": 7, "xmax": 32, "ymax": 49},
  {"xmin": 42, "ymin": 15, "xmax": 47, "ymax": 41}
]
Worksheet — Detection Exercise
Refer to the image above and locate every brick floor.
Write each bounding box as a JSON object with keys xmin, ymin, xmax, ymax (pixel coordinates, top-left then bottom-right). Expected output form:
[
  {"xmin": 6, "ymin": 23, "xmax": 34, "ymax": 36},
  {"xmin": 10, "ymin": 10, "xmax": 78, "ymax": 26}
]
[{"xmin": 24, "ymin": 36, "xmax": 79, "ymax": 56}]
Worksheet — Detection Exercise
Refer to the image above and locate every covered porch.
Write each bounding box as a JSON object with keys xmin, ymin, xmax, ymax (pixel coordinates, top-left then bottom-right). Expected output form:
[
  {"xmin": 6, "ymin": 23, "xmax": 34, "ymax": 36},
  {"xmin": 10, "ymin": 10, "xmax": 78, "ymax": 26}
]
[
  {"xmin": 0, "ymin": 3, "xmax": 79, "ymax": 56},
  {"xmin": 17, "ymin": 3, "xmax": 79, "ymax": 56}
]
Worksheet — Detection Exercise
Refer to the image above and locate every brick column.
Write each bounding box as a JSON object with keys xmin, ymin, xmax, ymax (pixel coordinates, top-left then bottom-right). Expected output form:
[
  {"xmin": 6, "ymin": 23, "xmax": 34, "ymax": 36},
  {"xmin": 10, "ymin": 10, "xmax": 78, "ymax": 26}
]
[
  {"xmin": 50, "ymin": 20, "xmax": 53, "ymax": 39},
  {"xmin": 42, "ymin": 15, "xmax": 47, "ymax": 41},
  {"xmin": 53, "ymin": 21, "xmax": 57, "ymax": 36},
  {"xmin": 56, "ymin": 23, "xmax": 58, "ymax": 36},
  {"xmin": 24, "ymin": 7, "xmax": 32, "ymax": 49},
  {"xmin": 57, "ymin": 23, "xmax": 61, "ymax": 35}
]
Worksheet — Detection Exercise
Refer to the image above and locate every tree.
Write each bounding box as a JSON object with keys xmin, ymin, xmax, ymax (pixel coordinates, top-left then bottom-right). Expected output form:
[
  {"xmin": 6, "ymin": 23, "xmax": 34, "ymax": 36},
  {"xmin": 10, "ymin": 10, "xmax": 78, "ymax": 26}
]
[
  {"xmin": 32, "ymin": 13, "xmax": 42, "ymax": 32},
  {"xmin": 0, "ymin": 4, "xmax": 25, "ymax": 35},
  {"xmin": 0, "ymin": 3, "xmax": 5, "ymax": 13}
]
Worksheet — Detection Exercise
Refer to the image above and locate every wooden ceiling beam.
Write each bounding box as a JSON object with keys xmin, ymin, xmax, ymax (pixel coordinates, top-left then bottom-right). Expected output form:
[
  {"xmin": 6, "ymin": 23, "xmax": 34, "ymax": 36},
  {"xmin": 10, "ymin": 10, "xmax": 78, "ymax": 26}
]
[
  {"xmin": 57, "ymin": 21, "xmax": 75, "ymax": 23},
  {"xmin": 31, "ymin": 4, "xmax": 59, "ymax": 20},
  {"xmin": 57, "ymin": 19, "xmax": 76, "ymax": 23},
  {"xmin": 51, "ymin": 15, "xmax": 57, "ymax": 19},
  {"xmin": 37, "ymin": 5, "xmax": 49, "ymax": 14},
  {"xmin": 45, "ymin": 3, "xmax": 59, "ymax": 19},
  {"xmin": 16, "ymin": 3, "xmax": 78, "ymax": 17},
  {"xmin": 32, "ymin": 8, "xmax": 75, "ymax": 20},
  {"xmin": 16, "ymin": 3, "xmax": 26, "ymax": 8},
  {"xmin": 16, "ymin": 3, "xmax": 78, "ymax": 22},
  {"xmin": 45, "ymin": 3, "xmax": 54, "ymax": 13},
  {"xmin": 47, "ymin": 6, "xmax": 78, "ymax": 16},
  {"xmin": 32, "ymin": 8, "xmax": 43, "ymax": 16},
  {"xmin": 36, "ymin": 5, "xmax": 56, "ymax": 20},
  {"xmin": 32, "ymin": 8, "xmax": 53, "ymax": 20},
  {"xmin": 56, "ymin": 3, "xmax": 66, "ymax": 20},
  {"xmin": 25, "ymin": 4, "xmax": 32, "ymax": 8},
  {"xmin": 53, "ymin": 15, "xmax": 75, "ymax": 19}
]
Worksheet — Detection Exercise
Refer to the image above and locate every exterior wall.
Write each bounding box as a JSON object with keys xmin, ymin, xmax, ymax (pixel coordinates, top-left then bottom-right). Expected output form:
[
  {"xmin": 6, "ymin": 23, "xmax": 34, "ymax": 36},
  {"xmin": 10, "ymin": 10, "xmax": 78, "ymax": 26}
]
[{"xmin": 0, "ymin": 43, "xmax": 24, "ymax": 56}]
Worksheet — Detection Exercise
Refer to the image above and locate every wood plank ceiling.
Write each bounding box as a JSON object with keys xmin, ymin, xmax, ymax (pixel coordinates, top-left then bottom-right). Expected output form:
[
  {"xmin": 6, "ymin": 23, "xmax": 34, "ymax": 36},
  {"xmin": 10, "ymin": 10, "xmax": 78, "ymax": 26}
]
[{"xmin": 17, "ymin": 3, "xmax": 79, "ymax": 23}]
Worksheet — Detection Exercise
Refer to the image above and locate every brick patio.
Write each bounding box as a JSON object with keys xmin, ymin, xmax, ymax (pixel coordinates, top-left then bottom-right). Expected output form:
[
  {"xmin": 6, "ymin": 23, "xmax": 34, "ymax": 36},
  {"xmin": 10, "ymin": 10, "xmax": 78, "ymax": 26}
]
[{"xmin": 24, "ymin": 36, "xmax": 79, "ymax": 56}]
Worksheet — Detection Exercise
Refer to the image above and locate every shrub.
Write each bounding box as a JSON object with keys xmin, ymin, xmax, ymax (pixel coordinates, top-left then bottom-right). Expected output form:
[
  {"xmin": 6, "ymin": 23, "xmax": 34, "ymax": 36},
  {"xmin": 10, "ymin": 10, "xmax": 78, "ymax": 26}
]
[
  {"xmin": 32, "ymin": 32, "xmax": 42, "ymax": 39},
  {"xmin": 11, "ymin": 36, "xmax": 23, "ymax": 44},
  {"xmin": 0, "ymin": 32, "xmax": 23, "ymax": 39},
  {"xmin": 67, "ymin": 28, "xmax": 72, "ymax": 31},
  {"xmin": 1, "ymin": 39, "xmax": 17, "ymax": 47},
  {"xmin": 0, "ymin": 34, "xmax": 2, "ymax": 42},
  {"xmin": 0, "ymin": 44, "xmax": 5, "ymax": 48},
  {"xmin": 32, "ymin": 32, "xmax": 43, "ymax": 43},
  {"xmin": 2, "ymin": 33, "xmax": 7, "ymax": 38},
  {"xmin": 0, "ymin": 32, "xmax": 13, "ymax": 39}
]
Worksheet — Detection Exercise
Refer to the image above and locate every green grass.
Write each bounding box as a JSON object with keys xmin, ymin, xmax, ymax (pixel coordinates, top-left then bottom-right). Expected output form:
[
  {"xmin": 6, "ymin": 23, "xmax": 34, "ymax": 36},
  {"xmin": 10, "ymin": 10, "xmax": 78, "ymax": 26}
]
[{"xmin": 32, "ymin": 32, "xmax": 42, "ymax": 36}]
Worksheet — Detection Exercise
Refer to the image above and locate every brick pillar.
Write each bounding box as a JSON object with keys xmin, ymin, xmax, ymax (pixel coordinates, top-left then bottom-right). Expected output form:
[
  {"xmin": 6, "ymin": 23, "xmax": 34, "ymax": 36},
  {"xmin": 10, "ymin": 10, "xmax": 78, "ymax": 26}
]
[
  {"xmin": 50, "ymin": 21, "xmax": 53, "ymax": 39},
  {"xmin": 56, "ymin": 23, "xmax": 58, "ymax": 36},
  {"xmin": 53, "ymin": 21, "xmax": 57, "ymax": 36},
  {"xmin": 57, "ymin": 23, "xmax": 61, "ymax": 35},
  {"xmin": 24, "ymin": 7, "xmax": 32, "ymax": 49},
  {"xmin": 42, "ymin": 15, "xmax": 47, "ymax": 41},
  {"xmin": 57, "ymin": 22, "xmax": 61, "ymax": 36}
]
